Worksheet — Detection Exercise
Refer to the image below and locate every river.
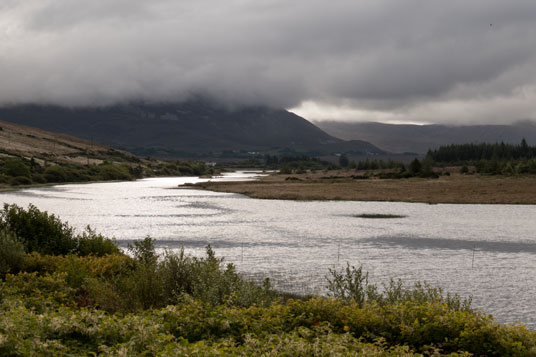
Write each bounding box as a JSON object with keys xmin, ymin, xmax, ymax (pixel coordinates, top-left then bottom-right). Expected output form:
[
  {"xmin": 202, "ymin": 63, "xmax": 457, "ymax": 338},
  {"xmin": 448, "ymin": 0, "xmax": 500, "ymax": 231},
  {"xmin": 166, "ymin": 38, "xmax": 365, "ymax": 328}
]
[{"xmin": 1, "ymin": 172, "xmax": 536, "ymax": 328}]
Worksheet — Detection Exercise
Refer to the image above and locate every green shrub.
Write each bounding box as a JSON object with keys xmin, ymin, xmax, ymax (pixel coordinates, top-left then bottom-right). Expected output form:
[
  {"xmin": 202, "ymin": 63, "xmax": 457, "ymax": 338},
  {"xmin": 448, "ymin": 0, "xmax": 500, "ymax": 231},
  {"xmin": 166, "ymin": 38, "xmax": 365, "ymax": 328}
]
[
  {"xmin": 96, "ymin": 164, "xmax": 133, "ymax": 181},
  {"xmin": 43, "ymin": 165, "xmax": 70, "ymax": 182},
  {"xmin": 0, "ymin": 228, "xmax": 25, "ymax": 276},
  {"xmin": 1, "ymin": 158, "xmax": 31, "ymax": 177},
  {"xmin": 0, "ymin": 204, "xmax": 118, "ymax": 256},
  {"xmin": 327, "ymin": 263, "xmax": 472, "ymax": 312},
  {"xmin": 75, "ymin": 226, "xmax": 120, "ymax": 256},
  {"xmin": 0, "ymin": 203, "xmax": 75, "ymax": 255},
  {"xmin": 1, "ymin": 272, "xmax": 76, "ymax": 312},
  {"xmin": 326, "ymin": 263, "xmax": 380, "ymax": 305},
  {"xmin": 83, "ymin": 277, "xmax": 125, "ymax": 312},
  {"xmin": 60, "ymin": 255, "xmax": 91, "ymax": 291},
  {"xmin": 9, "ymin": 176, "xmax": 32, "ymax": 186},
  {"xmin": 31, "ymin": 173, "xmax": 46, "ymax": 184},
  {"xmin": 158, "ymin": 245, "xmax": 278, "ymax": 308},
  {"xmin": 22, "ymin": 253, "xmax": 134, "ymax": 279},
  {"xmin": 129, "ymin": 236, "xmax": 158, "ymax": 264},
  {"xmin": 79, "ymin": 239, "xmax": 279, "ymax": 312},
  {"xmin": 0, "ymin": 174, "xmax": 10, "ymax": 184},
  {"xmin": 381, "ymin": 279, "xmax": 473, "ymax": 312},
  {"xmin": 279, "ymin": 164, "xmax": 292, "ymax": 174},
  {"xmin": 21, "ymin": 252, "xmax": 66, "ymax": 274}
]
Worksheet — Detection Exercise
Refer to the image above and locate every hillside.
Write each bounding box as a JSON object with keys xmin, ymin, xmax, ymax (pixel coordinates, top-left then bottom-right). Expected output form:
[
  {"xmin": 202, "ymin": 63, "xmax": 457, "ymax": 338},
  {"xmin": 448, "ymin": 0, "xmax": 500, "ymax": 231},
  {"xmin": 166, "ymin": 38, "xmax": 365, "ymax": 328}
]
[
  {"xmin": 0, "ymin": 120, "xmax": 215, "ymax": 188},
  {"xmin": 0, "ymin": 119, "xmax": 139, "ymax": 167},
  {"xmin": 0, "ymin": 102, "xmax": 383, "ymax": 158},
  {"xmin": 316, "ymin": 121, "xmax": 536, "ymax": 154}
]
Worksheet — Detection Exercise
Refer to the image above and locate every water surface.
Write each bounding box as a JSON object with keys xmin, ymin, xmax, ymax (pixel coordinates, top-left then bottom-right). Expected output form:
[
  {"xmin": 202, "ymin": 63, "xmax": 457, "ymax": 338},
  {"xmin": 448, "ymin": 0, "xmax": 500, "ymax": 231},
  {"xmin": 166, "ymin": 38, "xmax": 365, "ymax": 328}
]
[{"xmin": 2, "ymin": 173, "xmax": 535, "ymax": 328}]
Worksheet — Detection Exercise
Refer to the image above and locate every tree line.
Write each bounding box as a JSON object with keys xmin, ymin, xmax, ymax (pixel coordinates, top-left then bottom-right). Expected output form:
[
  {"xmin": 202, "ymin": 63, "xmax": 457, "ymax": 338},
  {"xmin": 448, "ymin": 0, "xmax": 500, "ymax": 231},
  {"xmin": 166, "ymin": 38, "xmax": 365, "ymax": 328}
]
[
  {"xmin": 427, "ymin": 139, "xmax": 536, "ymax": 175},
  {"xmin": 427, "ymin": 139, "xmax": 534, "ymax": 163}
]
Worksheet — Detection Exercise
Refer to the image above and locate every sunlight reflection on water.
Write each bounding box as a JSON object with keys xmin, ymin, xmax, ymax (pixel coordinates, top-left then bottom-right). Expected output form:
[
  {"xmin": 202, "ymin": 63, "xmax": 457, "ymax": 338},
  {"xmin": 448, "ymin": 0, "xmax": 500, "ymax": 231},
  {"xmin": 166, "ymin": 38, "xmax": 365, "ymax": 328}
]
[{"xmin": 1, "ymin": 172, "xmax": 536, "ymax": 328}]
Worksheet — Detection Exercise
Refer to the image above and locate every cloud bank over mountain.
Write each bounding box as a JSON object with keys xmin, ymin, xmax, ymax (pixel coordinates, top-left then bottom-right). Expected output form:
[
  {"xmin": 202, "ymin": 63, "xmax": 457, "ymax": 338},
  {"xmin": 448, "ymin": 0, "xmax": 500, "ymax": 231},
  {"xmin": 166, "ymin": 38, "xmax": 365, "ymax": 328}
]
[{"xmin": 1, "ymin": 1, "xmax": 536, "ymax": 124}]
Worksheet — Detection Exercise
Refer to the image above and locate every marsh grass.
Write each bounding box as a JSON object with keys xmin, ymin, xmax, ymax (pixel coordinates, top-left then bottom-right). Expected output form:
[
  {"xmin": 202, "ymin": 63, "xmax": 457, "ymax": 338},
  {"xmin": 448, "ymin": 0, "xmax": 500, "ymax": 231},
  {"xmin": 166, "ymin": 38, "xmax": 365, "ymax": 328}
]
[{"xmin": 196, "ymin": 170, "xmax": 536, "ymax": 204}]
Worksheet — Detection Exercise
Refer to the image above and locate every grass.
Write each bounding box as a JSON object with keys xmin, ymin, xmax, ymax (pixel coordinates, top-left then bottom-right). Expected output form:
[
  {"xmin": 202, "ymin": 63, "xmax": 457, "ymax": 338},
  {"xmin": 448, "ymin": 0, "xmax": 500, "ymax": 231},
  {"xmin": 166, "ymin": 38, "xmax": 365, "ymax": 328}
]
[{"xmin": 194, "ymin": 170, "xmax": 536, "ymax": 204}]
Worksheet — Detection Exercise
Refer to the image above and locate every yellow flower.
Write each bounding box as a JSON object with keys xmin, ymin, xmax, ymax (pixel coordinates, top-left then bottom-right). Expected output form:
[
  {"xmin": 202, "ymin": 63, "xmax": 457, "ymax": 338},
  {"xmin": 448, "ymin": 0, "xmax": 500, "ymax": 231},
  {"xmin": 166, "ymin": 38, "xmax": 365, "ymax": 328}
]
[{"xmin": 343, "ymin": 325, "xmax": 350, "ymax": 332}]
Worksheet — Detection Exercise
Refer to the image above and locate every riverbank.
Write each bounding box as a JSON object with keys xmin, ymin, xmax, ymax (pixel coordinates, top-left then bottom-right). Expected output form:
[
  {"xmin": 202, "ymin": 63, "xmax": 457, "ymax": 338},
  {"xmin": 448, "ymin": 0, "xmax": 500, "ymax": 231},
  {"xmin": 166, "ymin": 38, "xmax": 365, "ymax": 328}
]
[
  {"xmin": 1, "ymin": 203, "xmax": 535, "ymax": 355},
  {"xmin": 195, "ymin": 170, "xmax": 536, "ymax": 204}
]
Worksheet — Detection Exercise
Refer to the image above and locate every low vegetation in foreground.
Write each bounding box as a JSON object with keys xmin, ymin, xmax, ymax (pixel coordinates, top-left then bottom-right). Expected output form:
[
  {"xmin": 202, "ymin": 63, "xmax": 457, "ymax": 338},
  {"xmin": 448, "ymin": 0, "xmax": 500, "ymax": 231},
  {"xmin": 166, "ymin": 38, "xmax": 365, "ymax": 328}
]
[{"xmin": 1, "ymin": 204, "xmax": 536, "ymax": 355}]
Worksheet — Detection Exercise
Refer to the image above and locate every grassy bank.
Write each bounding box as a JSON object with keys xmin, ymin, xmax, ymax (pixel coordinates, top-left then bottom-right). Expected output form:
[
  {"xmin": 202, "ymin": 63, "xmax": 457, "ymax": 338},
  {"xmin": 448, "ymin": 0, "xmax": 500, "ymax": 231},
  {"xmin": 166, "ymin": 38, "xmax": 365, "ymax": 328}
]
[
  {"xmin": 0, "ymin": 155, "xmax": 216, "ymax": 189},
  {"xmin": 195, "ymin": 170, "xmax": 536, "ymax": 204},
  {"xmin": 0, "ymin": 119, "xmax": 218, "ymax": 188},
  {"xmin": 1, "ymin": 204, "xmax": 536, "ymax": 355}
]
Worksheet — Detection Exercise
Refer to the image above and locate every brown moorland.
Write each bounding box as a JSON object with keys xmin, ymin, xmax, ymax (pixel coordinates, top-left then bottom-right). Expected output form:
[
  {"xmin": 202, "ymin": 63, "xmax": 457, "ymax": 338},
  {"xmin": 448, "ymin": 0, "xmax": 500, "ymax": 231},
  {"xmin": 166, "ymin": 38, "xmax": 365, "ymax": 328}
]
[
  {"xmin": 0, "ymin": 119, "xmax": 138, "ymax": 166},
  {"xmin": 194, "ymin": 170, "xmax": 536, "ymax": 204}
]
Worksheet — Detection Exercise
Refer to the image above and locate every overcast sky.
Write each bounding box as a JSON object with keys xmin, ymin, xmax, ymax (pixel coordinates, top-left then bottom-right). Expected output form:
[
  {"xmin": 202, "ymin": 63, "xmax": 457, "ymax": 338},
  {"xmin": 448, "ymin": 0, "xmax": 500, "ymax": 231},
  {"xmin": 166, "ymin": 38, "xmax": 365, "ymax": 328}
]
[{"xmin": 1, "ymin": 1, "xmax": 536, "ymax": 124}]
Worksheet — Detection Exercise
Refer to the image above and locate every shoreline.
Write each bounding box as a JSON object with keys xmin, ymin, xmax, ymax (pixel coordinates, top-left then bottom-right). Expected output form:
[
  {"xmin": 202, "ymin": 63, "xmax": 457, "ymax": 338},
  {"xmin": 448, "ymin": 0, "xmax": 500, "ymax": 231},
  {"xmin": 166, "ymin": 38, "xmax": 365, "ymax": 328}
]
[
  {"xmin": 0, "ymin": 174, "xmax": 213, "ymax": 193},
  {"xmin": 194, "ymin": 171, "xmax": 536, "ymax": 205}
]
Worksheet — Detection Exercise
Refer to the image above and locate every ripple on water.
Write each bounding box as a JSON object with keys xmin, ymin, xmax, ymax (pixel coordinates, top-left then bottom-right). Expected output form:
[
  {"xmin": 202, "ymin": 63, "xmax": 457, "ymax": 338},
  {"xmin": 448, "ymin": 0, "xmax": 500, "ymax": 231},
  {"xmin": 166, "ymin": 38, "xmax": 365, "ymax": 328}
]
[{"xmin": 1, "ymin": 174, "xmax": 536, "ymax": 329}]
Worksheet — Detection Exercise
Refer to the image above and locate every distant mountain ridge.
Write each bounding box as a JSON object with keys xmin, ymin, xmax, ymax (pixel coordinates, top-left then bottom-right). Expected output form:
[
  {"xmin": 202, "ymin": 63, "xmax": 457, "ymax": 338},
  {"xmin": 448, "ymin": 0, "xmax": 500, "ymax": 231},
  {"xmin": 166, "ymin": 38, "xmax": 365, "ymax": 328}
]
[
  {"xmin": 0, "ymin": 101, "xmax": 383, "ymax": 158},
  {"xmin": 316, "ymin": 121, "xmax": 536, "ymax": 154}
]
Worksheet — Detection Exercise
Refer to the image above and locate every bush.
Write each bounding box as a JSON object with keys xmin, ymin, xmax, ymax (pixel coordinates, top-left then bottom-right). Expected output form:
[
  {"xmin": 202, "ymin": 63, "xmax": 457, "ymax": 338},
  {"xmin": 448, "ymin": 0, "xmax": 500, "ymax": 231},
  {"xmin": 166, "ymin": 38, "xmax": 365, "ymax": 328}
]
[
  {"xmin": 31, "ymin": 173, "xmax": 46, "ymax": 184},
  {"xmin": 326, "ymin": 263, "xmax": 380, "ymax": 305},
  {"xmin": 0, "ymin": 174, "xmax": 10, "ymax": 184},
  {"xmin": 0, "ymin": 204, "xmax": 76, "ymax": 255},
  {"xmin": 0, "ymin": 228, "xmax": 25, "ymax": 276},
  {"xmin": 279, "ymin": 164, "xmax": 292, "ymax": 174},
  {"xmin": 1, "ymin": 158, "xmax": 31, "ymax": 177},
  {"xmin": 327, "ymin": 263, "xmax": 472, "ymax": 312},
  {"xmin": 96, "ymin": 164, "xmax": 133, "ymax": 181},
  {"xmin": 9, "ymin": 176, "xmax": 32, "ymax": 186},
  {"xmin": 22, "ymin": 253, "xmax": 134, "ymax": 279},
  {"xmin": 44, "ymin": 165, "xmax": 70, "ymax": 182},
  {"xmin": 75, "ymin": 226, "xmax": 120, "ymax": 256},
  {"xmin": 0, "ymin": 204, "xmax": 118, "ymax": 256},
  {"xmin": 81, "ymin": 239, "xmax": 279, "ymax": 312},
  {"xmin": 1, "ymin": 272, "xmax": 76, "ymax": 312},
  {"xmin": 158, "ymin": 244, "xmax": 278, "ymax": 307}
]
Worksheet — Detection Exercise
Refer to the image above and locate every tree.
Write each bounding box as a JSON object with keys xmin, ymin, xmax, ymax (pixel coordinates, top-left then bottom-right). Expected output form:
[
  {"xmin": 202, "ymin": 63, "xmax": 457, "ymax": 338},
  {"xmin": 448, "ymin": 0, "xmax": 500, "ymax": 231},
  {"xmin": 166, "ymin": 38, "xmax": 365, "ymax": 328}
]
[
  {"xmin": 409, "ymin": 158, "xmax": 422, "ymax": 175},
  {"xmin": 338, "ymin": 154, "xmax": 349, "ymax": 168}
]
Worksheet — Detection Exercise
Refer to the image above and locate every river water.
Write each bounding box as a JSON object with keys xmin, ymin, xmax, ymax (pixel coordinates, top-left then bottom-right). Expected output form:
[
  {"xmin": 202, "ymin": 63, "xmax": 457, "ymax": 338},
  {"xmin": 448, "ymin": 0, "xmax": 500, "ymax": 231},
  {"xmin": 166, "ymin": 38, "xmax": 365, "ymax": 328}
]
[{"xmin": 1, "ymin": 172, "xmax": 536, "ymax": 328}]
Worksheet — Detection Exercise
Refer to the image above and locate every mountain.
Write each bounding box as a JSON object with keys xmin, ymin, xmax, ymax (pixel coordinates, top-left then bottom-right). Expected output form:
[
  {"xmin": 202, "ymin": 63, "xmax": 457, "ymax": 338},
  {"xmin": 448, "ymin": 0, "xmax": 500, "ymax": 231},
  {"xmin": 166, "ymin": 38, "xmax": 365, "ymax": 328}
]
[
  {"xmin": 316, "ymin": 121, "xmax": 536, "ymax": 154},
  {"xmin": 0, "ymin": 102, "xmax": 383, "ymax": 158}
]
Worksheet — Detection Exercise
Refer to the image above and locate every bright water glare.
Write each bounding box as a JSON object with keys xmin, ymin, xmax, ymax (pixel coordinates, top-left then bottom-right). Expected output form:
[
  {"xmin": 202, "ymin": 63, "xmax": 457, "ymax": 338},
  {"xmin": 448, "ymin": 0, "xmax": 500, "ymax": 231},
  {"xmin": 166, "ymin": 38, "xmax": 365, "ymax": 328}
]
[{"xmin": 2, "ymin": 172, "xmax": 536, "ymax": 328}]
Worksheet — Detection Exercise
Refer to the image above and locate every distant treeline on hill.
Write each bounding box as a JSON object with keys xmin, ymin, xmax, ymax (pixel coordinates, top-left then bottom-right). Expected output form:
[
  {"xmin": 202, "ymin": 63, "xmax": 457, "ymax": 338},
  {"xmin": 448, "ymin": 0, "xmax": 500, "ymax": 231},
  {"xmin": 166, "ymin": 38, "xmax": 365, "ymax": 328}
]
[
  {"xmin": 427, "ymin": 139, "xmax": 535, "ymax": 163},
  {"xmin": 428, "ymin": 139, "xmax": 536, "ymax": 175}
]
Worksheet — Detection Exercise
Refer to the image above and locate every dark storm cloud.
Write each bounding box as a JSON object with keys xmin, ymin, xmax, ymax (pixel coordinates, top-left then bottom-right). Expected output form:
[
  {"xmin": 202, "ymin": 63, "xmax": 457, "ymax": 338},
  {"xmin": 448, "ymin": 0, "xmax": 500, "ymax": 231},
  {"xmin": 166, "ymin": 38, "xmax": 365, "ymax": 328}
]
[{"xmin": 1, "ymin": 0, "xmax": 536, "ymax": 123}]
